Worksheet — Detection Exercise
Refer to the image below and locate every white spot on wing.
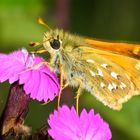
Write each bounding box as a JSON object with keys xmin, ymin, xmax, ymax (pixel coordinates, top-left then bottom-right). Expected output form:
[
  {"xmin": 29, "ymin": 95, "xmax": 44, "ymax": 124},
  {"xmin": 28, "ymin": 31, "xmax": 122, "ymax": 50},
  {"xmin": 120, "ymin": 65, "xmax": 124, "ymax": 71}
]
[
  {"xmin": 112, "ymin": 82, "xmax": 118, "ymax": 89},
  {"xmin": 111, "ymin": 72, "xmax": 119, "ymax": 79},
  {"xmin": 101, "ymin": 63, "xmax": 108, "ymax": 68},
  {"xmin": 108, "ymin": 83, "xmax": 114, "ymax": 91},
  {"xmin": 86, "ymin": 59, "xmax": 95, "ymax": 63},
  {"xmin": 97, "ymin": 68, "xmax": 103, "ymax": 77},
  {"xmin": 89, "ymin": 70, "xmax": 96, "ymax": 77},
  {"xmin": 100, "ymin": 82, "xmax": 105, "ymax": 88},
  {"xmin": 120, "ymin": 82, "xmax": 126, "ymax": 89}
]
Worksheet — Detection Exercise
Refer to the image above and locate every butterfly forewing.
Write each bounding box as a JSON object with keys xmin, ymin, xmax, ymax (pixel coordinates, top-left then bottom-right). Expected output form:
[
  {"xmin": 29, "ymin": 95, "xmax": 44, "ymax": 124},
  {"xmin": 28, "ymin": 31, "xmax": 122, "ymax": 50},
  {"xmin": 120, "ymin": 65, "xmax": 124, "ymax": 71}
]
[{"xmin": 85, "ymin": 38, "xmax": 140, "ymax": 58}]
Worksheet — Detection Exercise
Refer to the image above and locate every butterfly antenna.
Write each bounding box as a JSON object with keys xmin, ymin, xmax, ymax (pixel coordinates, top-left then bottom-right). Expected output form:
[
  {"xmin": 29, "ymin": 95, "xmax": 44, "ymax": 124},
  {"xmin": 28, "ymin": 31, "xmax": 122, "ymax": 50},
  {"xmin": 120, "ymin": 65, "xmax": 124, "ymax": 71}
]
[{"xmin": 38, "ymin": 17, "xmax": 52, "ymax": 31}]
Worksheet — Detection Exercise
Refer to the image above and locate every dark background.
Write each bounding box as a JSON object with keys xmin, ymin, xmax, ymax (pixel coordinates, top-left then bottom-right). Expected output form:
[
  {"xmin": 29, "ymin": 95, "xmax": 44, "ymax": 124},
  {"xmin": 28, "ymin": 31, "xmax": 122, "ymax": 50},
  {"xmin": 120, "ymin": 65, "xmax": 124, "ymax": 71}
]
[{"xmin": 0, "ymin": 0, "xmax": 140, "ymax": 139}]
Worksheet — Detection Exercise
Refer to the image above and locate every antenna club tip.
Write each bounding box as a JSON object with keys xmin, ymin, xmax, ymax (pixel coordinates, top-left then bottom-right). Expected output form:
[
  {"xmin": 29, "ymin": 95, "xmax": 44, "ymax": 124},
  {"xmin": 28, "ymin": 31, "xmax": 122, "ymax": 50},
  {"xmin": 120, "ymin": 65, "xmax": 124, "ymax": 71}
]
[
  {"xmin": 38, "ymin": 17, "xmax": 44, "ymax": 25},
  {"xmin": 37, "ymin": 17, "xmax": 52, "ymax": 30}
]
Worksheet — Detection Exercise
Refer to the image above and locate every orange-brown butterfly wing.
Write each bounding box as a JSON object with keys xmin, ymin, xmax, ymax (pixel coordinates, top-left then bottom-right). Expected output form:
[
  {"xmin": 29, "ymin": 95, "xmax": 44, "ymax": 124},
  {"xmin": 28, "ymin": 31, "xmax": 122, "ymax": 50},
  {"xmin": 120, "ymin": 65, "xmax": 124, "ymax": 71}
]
[
  {"xmin": 85, "ymin": 38, "xmax": 140, "ymax": 92},
  {"xmin": 79, "ymin": 39, "xmax": 140, "ymax": 110},
  {"xmin": 85, "ymin": 38, "xmax": 140, "ymax": 58}
]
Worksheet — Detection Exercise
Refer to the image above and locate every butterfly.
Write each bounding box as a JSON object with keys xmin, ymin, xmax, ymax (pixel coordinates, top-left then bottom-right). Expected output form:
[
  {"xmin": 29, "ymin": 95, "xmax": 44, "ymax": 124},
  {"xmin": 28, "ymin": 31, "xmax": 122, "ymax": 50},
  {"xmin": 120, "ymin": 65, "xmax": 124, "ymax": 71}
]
[{"xmin": 39, "ymin": 27, "xmax": 140, "ymax": 111}]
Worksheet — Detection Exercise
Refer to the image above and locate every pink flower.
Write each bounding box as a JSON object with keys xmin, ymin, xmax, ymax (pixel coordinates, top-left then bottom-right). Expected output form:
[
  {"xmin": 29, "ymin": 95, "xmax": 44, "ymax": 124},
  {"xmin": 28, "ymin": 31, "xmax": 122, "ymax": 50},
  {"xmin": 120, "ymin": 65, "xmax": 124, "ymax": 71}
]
[
  {"xmin": 48, "ymin": 105, "xmax": 112, "ymax": 140},
  {"xmin": 0, "ymin": 49, "xmax": 59, "ymax": 101}
]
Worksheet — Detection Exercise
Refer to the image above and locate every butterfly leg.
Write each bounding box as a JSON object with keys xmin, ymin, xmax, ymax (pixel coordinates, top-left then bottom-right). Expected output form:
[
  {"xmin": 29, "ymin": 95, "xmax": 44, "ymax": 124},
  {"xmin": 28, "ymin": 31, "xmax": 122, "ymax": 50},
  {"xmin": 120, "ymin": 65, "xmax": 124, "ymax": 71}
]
[
  {"xmin": 32, "ymin": 61, "xmax": 49, "ymax": 68},
  {"xmin": 62, "ymin": 83, "xmax": 69, "ymax": 90},
  {"xmin": 57, "ymin": 64, "xmax": 64, "ymax": 109},
  {"xmin": 18, "ymin": 61, "xmax": 50, "ymax": 75},
  {"xmin": 76, "ymin": 85, "xmax": 82, "ymax": 114}
]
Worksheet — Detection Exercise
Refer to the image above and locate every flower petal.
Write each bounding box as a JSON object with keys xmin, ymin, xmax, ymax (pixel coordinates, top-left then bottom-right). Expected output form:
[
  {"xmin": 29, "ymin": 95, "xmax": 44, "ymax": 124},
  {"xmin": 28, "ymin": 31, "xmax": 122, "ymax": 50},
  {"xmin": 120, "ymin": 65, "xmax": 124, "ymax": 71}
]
[
  {"xmin": 0, "ymin": 49, "xmax": 60, "ymax": 102},
  {"xmin": 48, "ymin": 105, "xmax": 112, "ymax": 140},
  {"xmin": 0, "ymin": 58, "xmax": 25, "ymax": 82}
]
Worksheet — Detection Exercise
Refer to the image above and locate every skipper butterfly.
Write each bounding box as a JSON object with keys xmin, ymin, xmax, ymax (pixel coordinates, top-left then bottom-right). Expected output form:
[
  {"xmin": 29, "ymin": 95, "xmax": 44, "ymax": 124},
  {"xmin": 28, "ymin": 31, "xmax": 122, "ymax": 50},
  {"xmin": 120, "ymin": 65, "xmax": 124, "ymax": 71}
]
[{"xmin": 35, "ymin": 19, "xmax": 140, "ymax": 110}]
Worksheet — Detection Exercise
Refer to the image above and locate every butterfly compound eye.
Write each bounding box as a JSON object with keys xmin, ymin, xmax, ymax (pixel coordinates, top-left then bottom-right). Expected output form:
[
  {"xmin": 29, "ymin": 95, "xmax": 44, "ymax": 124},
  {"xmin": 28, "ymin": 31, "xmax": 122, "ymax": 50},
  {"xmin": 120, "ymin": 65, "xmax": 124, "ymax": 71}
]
[{"xmin": 50, "ymin": 39, "xmax": 60, "ymax": 50}]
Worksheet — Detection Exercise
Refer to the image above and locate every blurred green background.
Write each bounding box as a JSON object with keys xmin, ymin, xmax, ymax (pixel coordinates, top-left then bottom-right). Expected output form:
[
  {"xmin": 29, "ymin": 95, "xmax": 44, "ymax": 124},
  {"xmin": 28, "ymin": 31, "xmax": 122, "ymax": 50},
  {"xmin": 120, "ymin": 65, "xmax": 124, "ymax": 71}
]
[{"xmin": 0, "ymin": 0, "xmax": 140, "ymax": 139}]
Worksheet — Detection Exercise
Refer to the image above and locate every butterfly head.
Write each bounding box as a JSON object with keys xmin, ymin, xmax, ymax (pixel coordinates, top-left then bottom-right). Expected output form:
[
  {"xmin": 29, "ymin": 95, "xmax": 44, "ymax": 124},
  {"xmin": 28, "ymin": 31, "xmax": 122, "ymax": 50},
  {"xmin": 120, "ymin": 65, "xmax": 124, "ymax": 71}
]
[
  {"xmin": 43, "ymin": 29, "xmax": 66, "ymax": 56},
  {"xmin": 43, "ymin": 29, "xmax": 86, "ymax": 56}
]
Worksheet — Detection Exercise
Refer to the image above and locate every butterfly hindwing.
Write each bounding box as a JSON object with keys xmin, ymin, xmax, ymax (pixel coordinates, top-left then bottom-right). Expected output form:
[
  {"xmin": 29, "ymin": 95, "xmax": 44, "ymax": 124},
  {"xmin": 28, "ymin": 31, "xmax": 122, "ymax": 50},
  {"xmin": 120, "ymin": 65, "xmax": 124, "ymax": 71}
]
[{"xmin": 77, "ymin": 45, "xmax": 140, "ymax": 110}]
